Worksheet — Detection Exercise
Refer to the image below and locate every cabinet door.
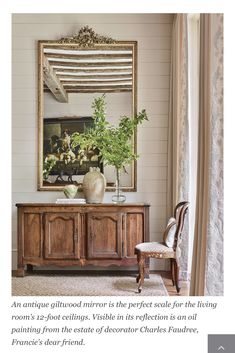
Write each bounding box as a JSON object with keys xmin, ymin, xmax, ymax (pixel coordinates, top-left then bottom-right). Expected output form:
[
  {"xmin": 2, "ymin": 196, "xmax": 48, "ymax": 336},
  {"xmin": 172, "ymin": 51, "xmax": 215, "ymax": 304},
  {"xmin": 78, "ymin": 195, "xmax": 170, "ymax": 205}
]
[
  {"xmin": 87, "ymin": 213, "xmax": 122, "ymax": 259},
  {"xmin": 44, "ymin": 213, "xmax": 80, "ymax": 259}
]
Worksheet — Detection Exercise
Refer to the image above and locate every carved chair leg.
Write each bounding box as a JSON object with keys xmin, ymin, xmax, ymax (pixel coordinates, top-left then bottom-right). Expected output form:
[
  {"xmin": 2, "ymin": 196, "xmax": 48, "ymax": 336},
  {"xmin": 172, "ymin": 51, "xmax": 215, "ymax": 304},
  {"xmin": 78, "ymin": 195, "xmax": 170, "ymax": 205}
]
[
  {"xmin": 170, "ymin": 259, "xmax": 175, "ymax": 286},
  {"xmin": 144, "ymin": 258, "xmax": 150, "ymax": 279},
  {"xmin": 173, "ymin": 259, "xmax": 181, "ymax": 293},
  {"xmin": 136, "ymin": 252, "xmax": 141, "ymax": 283},
  {"xmin": 137, "ymin": 255, "xmax": 145, "ymax": 293}
]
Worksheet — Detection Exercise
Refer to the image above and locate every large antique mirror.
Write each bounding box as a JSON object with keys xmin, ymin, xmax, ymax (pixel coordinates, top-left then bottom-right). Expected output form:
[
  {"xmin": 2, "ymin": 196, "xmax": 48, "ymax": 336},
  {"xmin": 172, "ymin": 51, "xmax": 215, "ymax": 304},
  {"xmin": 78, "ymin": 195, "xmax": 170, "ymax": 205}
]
[{"xmin": 38, "ymin": 27, "xmax": 137, "ymax": 191}]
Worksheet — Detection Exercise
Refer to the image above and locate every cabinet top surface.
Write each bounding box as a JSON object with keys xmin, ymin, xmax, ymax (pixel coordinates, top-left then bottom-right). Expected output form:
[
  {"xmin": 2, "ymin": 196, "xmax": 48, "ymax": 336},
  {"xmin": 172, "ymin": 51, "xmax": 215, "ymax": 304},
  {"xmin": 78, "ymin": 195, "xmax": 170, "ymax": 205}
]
[{"xmin": 16, "ymin": 203, "xmax": 150, "ymax": 207}]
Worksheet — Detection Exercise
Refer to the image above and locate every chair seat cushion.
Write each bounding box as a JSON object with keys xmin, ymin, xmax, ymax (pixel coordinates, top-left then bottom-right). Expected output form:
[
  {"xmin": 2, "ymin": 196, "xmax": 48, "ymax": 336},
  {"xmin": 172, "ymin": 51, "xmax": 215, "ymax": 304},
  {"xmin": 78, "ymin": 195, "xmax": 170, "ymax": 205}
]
[{"xmin": 135, "ymin": 242, "xmax": 175, "ymax": 258}]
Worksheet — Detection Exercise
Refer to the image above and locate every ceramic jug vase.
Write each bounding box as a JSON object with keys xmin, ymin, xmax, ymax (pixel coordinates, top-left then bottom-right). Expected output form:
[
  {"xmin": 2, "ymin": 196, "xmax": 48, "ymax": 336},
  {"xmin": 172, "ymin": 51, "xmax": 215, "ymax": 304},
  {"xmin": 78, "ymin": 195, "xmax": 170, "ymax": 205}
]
[{"xmin": 83, "ymin": 167, "xmax": 106, "ymax": 203}]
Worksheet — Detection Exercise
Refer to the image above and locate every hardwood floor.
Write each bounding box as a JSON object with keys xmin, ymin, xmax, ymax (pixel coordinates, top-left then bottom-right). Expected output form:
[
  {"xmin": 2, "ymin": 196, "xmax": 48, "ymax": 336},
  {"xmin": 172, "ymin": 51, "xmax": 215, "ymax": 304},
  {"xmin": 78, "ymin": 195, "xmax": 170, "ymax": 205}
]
[{"xmin": 159, "ymin": 271, "xmax": 190, "ymax": 296}]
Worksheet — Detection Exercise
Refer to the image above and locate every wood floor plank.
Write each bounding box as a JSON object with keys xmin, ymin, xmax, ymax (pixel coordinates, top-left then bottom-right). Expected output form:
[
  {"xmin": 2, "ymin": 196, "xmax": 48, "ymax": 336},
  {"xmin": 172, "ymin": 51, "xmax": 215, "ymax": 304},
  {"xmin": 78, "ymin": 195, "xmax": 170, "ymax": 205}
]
[{"xmin": 159, "ymin": 271, "xmax": 189, "ymax": 296}]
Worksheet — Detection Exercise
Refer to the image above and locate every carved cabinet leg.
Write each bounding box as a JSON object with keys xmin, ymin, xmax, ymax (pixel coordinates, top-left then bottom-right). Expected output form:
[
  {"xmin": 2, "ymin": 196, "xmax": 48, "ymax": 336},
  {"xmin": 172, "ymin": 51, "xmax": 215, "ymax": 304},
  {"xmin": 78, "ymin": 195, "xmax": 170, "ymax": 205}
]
[{"xmin": 16, "ymin": 266, "xmax": 25, "ymax": 277}]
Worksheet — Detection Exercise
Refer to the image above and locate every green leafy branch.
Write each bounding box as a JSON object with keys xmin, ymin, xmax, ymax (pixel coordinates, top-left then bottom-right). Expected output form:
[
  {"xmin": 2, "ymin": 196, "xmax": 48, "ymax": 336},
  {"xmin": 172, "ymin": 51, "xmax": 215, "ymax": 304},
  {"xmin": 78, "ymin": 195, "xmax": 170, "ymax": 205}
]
[{"xmin": 71, "ymin": 94, "xmax": 148, "ymax": 171}]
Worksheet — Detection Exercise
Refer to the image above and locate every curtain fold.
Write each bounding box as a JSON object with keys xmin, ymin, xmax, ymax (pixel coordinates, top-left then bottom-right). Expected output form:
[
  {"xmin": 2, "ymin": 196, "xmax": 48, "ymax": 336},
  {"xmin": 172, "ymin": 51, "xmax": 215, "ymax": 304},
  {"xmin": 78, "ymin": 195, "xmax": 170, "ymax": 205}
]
[
  {"xmin": 190, "ymin": 14, "xmax": 223, "ymax": 296},
  {"xmin": 167, "ymin": 14, "xmax": 190, "ymax": 280}
]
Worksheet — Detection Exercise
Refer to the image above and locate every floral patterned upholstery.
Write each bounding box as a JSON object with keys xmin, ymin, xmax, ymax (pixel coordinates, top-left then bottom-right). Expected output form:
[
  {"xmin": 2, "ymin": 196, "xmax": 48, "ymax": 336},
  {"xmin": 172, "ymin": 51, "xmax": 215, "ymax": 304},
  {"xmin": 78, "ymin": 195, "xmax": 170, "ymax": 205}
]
[{"xmin": 135, "ymin": 242, "xmax": 175, "ymax": 259}]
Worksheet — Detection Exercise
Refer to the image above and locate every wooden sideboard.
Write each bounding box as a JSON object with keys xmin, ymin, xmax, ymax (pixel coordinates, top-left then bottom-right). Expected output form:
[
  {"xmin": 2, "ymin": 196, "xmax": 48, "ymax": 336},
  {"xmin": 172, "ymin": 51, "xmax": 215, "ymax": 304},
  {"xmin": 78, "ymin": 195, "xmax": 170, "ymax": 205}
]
[{"xmin": 16, "ymin": 203, "xmax": 150, "ymax": 276}]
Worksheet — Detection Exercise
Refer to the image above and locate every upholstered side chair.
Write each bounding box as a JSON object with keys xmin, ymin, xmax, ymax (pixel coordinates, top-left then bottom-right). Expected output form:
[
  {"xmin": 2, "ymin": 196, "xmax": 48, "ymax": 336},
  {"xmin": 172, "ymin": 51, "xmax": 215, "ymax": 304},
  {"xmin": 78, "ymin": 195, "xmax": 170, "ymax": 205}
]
[{"xmin": 135, "ymin": 201, "xmax": 189, "ymax": 294}]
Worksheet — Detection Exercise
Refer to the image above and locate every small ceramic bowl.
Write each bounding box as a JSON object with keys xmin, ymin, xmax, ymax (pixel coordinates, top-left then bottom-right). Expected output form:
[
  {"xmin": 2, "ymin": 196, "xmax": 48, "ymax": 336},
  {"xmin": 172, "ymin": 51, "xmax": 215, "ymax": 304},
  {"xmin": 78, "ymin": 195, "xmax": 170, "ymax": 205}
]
[{"xmin": 63, "ymin": 185, "xmax": 78, "ymax": 199}]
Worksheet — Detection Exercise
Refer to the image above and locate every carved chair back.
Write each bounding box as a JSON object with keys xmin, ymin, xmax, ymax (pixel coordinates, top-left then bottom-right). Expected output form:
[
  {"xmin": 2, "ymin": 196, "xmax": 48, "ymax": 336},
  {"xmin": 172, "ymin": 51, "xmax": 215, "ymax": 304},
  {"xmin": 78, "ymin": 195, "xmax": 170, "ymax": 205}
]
[{"xmin": 173, "ymin": 201, "xmax": 189, "ymax": 251}]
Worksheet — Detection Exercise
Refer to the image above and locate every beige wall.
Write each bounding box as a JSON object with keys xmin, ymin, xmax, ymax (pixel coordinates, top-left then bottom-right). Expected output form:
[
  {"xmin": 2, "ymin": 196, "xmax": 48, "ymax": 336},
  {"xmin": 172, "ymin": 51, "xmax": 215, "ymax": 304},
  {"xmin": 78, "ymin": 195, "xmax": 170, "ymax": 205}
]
[{"xmin": 12, "ymin": 13, "xmax": 173, "ymax": 270}]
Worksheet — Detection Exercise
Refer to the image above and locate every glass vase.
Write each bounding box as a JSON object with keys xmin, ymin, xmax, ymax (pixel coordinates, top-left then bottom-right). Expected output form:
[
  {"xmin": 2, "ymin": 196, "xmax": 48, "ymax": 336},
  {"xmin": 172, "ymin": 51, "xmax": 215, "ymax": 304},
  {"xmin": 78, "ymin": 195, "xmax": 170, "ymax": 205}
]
[{"xmin": 112, "ymin": 168, "xmax": 126, "ymax": 204}]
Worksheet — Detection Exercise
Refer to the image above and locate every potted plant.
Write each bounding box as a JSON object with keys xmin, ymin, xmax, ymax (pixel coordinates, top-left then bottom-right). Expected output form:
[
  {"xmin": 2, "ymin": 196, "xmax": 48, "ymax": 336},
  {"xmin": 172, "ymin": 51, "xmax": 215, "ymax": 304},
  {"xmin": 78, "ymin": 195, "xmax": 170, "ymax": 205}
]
[{"xmin": 71, "ymin": 95, "xmax": 148, "ymax": 203}]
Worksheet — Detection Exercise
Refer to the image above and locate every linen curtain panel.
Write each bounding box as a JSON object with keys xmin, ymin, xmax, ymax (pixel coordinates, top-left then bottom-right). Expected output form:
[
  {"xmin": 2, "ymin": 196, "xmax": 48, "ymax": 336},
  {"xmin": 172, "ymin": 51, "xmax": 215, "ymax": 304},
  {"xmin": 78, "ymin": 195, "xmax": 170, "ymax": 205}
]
[
  {"xmin": 190, "ymin": 14, "xmax": 224, "ymax": 296},
  {"xmin": 167, "ymin": 14, "xmax": 190, "ymax": 280}
]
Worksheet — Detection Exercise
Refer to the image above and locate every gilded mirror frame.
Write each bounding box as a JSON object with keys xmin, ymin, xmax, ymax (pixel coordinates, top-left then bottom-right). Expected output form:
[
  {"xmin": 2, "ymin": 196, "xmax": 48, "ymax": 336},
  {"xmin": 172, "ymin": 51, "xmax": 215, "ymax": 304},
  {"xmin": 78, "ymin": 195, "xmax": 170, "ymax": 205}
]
[{"xmin": 38, "ymin": 28, "xmax": 137, "ymax": 191}]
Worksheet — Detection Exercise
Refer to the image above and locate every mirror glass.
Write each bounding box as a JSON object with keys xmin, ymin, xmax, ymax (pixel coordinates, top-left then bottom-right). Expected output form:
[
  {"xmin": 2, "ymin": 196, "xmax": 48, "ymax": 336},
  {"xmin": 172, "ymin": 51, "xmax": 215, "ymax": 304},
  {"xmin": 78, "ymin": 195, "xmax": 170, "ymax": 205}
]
[{"xmin": 38, "ymin": 29, "xmax": 137, "ymax": 191}]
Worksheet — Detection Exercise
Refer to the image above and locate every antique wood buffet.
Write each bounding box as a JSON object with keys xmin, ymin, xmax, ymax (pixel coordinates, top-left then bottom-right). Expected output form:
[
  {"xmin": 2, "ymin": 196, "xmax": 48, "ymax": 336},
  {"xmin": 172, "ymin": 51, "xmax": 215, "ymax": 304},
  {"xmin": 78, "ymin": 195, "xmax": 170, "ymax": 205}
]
[{"xmin": 16, "ymin": 203, "xmax": 149, "ymax": 276}]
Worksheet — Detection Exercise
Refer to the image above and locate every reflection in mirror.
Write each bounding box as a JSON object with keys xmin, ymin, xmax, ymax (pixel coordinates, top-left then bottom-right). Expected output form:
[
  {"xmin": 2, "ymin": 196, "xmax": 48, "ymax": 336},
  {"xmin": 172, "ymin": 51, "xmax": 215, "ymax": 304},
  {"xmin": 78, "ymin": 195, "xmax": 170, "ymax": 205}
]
[{"xmin": 38, "ymin": 28, "xmax": 137, "ymax": 191}]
